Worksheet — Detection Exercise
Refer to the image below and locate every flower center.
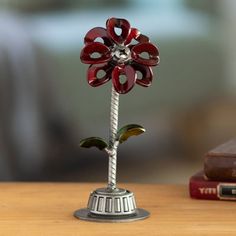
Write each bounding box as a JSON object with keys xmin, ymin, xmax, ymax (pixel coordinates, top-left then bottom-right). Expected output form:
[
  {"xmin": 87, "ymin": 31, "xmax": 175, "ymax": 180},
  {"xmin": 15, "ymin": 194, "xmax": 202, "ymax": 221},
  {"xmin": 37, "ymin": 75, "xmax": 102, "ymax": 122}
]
[{"xmin": 112, "ymin": 45, "xmax": 131, "ymax": 64}]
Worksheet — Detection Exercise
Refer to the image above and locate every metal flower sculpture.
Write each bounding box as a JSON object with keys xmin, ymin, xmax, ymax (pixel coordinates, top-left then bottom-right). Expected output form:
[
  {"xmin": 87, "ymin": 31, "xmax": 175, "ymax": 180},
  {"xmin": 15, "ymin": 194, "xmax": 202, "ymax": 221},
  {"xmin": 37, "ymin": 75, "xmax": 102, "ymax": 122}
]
[
  {"xmin": 80, "ymin": 17, "xmax": 159, "ymax": 94},
  {"xmin": 75, "ymin": 17, "xmax": 159, "ymax": 223}
]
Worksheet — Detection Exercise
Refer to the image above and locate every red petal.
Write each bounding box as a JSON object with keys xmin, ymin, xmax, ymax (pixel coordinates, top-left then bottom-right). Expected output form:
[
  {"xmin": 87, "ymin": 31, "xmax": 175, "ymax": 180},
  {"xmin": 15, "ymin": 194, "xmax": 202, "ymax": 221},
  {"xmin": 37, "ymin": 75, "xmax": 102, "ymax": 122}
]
[
  {"xmin": 87, "ymin": 63, "xmax": 112, "ymax": 87},
  {"xmin": 132, "ymin": 63, "xmax": 153, "ymax": 87},
  {"xmin": 84, "ymin": 27, "xmax": 113, "ymax": 47},
  {"xmin": 125, "ymin": 28, "xmax": 140, "ymax": 45},
  {"xmin": 131, "ymin": 42, "xmax": 160, "ymax": 66},
  {"xmin": 80, "ymin": 42, "xmax": 111, "ymax": 64},
  {"xmin": 125, "ymin": 28, "xmax": 150, "ymax": 45},
  {"xmin": 112, "ymin": 65, "xmax": 136, "ymax": 94},
  {"xmin": 136, "ymin": 34, "xmax": 150, "ymax": 43},
  {"xmin": 106, "ymin": 18, "xmax": 131, "ymax": 45}
]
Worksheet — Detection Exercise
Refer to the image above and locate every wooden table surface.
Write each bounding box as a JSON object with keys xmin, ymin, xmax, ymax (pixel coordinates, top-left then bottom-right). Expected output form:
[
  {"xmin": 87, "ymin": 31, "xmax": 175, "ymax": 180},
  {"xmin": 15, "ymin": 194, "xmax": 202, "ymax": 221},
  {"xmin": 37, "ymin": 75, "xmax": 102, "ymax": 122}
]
[{"xmin": 0, "ymin": 183, "xmax": 235, "ymax": 236}]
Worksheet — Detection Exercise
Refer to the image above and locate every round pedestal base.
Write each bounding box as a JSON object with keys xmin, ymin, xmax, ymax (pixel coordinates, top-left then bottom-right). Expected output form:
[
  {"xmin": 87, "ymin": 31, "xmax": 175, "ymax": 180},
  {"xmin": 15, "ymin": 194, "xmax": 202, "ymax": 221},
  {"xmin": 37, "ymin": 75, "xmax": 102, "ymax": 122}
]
[
  {"xmin": 74, "ymin": 208, "xmax": 150, "ymax": 223},
  {"xmin": 74, "ymin": 187, "xmax": 150, "ymax": 222}
]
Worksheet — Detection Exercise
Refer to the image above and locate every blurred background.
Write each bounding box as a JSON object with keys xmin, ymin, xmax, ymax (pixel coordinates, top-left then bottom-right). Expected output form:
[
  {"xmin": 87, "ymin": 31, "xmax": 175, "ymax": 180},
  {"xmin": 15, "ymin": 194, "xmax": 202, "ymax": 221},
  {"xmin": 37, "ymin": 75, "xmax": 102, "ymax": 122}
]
[{"xmin": 0, "ymin": 0, "xmax": 236, "ymax": 183}]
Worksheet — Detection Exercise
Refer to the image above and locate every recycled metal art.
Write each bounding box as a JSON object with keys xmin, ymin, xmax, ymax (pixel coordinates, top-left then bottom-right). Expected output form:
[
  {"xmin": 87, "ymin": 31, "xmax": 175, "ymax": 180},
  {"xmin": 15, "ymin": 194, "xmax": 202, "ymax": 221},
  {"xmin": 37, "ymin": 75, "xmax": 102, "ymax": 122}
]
[{"xmin": 74, "ymin": 17, "xmax": 159, "ymax": 222}]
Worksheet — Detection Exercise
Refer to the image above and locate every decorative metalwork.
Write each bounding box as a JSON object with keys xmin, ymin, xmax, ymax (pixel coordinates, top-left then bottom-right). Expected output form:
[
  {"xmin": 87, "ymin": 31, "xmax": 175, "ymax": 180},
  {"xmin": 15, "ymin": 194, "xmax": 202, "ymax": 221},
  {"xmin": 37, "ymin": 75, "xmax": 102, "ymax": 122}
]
[
  {"xmin": 75, "ymin": 17, "xmax": 159, "ymax": 222},
  {"xmin": 108, "ymin": 86, "xmax": 119, "ymax": 190}
]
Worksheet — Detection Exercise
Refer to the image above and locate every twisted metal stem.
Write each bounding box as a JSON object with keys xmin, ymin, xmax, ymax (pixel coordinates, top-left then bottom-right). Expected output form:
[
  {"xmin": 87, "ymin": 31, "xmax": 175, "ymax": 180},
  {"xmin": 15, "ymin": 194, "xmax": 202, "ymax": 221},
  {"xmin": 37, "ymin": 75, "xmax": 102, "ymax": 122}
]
[{"xmin": 107, "ymin": 86, "xmax": 119, "ymax": 190}]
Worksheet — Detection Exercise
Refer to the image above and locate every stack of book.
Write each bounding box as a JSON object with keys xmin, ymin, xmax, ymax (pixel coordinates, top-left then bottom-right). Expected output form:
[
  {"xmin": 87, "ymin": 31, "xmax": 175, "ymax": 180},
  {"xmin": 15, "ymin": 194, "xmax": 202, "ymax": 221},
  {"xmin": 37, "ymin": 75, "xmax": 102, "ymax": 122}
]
[{"xmin": 189, "ymin": 139, "xmax": 236, "ymax": 200}]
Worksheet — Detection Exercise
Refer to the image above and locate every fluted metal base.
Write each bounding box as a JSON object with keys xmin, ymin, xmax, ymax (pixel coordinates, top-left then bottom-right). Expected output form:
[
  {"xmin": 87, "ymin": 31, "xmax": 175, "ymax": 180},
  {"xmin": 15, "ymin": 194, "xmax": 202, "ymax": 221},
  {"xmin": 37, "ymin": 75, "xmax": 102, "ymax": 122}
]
[{"xmin": 74, "ymin": 187, "xmax": 150, "ymax": 223}]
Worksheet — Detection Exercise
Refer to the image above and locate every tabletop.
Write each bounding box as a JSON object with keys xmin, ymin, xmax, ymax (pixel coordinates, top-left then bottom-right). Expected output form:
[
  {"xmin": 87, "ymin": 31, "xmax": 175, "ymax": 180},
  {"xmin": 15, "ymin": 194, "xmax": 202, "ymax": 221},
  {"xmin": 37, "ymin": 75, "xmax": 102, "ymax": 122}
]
[{"xmin": 0, "ymin": 182, "xmax": 235, "ymax": 236}]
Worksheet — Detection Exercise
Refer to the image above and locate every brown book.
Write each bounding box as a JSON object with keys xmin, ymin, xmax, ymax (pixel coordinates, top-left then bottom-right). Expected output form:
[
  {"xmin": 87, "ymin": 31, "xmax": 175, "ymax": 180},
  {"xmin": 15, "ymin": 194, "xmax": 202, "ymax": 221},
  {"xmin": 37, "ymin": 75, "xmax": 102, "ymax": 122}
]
[{"xmin": 204, "ymin": 139, "xmax": 236, "ymax": 181}]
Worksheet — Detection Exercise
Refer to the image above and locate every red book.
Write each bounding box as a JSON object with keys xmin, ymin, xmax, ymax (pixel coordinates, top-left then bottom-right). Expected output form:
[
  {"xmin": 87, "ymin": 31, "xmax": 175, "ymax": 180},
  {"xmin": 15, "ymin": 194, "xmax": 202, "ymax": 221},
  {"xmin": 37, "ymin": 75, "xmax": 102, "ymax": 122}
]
[
  {"xmin": 189, "ymin": 171, "xmax": 236, "ymax": 200},
  {"xmin": 204, "ymin": 138, "xmax": 236, "ymax": 181}
]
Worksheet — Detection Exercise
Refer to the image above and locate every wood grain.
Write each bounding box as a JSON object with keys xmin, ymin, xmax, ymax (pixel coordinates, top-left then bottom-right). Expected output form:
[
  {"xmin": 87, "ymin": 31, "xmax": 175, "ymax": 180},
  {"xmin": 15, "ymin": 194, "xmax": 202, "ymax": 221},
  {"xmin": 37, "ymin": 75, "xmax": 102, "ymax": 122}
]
[{"xmin": 0, "ymin": 183, "xmax": 235, "ymax": 236}]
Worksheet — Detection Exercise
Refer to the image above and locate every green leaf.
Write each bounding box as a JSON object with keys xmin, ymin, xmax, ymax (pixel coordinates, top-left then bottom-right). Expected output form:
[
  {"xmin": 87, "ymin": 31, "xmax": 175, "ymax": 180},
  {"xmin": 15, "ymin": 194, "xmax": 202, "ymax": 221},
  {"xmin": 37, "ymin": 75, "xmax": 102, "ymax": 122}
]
[
  {"xmin": 116, "ymin": 124, "xmax": 146, "ymax": 144},
  {"xmin": 80, "ymin": 137, "xmax": 108, "ymax": 150}
]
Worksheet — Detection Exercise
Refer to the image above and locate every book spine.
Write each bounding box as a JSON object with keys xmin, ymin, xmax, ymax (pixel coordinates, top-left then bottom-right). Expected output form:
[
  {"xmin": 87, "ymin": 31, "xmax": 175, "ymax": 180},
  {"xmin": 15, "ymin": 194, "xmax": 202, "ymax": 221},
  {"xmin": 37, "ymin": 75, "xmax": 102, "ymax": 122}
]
[
  {"xmin": 189, "ymin": 176, "xmax": 219, "ymax": 200},
  {"xmin": 204, "ymin": 156, "xmax": 236, "ymax": 181},
  {"xmin": 189, "ymin": 177, "xmax": 236, "ymax": 200}
]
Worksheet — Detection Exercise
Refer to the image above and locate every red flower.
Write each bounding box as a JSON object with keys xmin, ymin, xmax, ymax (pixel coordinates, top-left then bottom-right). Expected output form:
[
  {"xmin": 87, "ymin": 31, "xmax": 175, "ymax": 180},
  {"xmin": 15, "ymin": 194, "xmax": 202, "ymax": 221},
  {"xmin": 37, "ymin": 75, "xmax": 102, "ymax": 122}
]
[{"xmin": 80, "ymin": 18, "xmax": 160, "ymax": 94}]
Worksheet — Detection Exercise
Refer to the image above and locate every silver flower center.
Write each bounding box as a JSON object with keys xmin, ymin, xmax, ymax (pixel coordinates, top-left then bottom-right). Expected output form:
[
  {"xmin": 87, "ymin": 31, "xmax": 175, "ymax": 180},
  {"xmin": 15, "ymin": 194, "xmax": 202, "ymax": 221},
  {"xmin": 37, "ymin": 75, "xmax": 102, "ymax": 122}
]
[{"xmin": 111, "ymin": 45, "xmax": 131, "ymax": 64}]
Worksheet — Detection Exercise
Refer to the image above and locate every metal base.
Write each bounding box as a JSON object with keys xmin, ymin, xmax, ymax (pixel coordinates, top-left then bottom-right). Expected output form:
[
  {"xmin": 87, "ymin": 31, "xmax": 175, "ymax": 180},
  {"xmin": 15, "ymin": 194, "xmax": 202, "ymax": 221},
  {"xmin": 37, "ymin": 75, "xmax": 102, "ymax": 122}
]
[
  {"xmin": 74, "ymin": 187, "xmax": 150, "ymax": 223},
  {"xmin": 87, "ymin": 188, "xmax": 137, "ymax": 216},
  {"xmin": 74, "ymin": 208, "xmax": 150, "ymax": 223}
]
